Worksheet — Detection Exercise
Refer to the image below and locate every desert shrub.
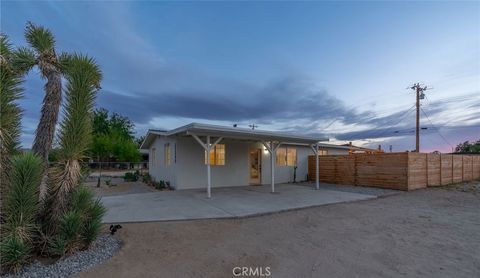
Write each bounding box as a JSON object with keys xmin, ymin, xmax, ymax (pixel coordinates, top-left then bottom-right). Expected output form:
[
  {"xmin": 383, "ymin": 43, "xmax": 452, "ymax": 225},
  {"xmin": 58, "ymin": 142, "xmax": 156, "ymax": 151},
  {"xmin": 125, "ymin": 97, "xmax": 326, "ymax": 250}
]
[
  {"xmin": 2, "ymin": 152, "xmax": 43, "ymax": 242},
  {"xmin": 82, "ymin": 200, "xmax": 106, "ymax": 245},
  {"xmin": 123, "ymin": 171, "xmax": 139, "ymax": 182},
  {"xmin": 0, "ymin": 152, "xmax": 41, "ymax": 273},
  {"xmin": 70, "ymin": 185, "xmax": 94, "ymax": 213},
  {"xmin": 49, "ymin": 186, "xmax": 106, "ymax": 254},
  {"xmin": 0, "ymin": 235, "xmax": 31, "ymax": 273},
  {"xmin": 58, "ymin": 210, "xmax": 82, "ymax": 253},
  {"xmin": 48, "ymin": 237, "xmax": 67, "ymax": 257},
  {"xmin": 142, "ymin": 172, "xmax": 152, "ymax": 184}
]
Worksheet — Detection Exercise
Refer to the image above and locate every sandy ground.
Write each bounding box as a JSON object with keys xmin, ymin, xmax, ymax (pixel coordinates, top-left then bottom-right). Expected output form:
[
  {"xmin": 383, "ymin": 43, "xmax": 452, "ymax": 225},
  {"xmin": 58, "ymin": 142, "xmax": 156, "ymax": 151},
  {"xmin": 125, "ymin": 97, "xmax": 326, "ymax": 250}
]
[
  {"xmin": 86, "ymin": 180, "xmax": 156, "ymax": 197},
  {"xmin": 76, "ymin": 183, "xmax": 480, "ymax": 278}
]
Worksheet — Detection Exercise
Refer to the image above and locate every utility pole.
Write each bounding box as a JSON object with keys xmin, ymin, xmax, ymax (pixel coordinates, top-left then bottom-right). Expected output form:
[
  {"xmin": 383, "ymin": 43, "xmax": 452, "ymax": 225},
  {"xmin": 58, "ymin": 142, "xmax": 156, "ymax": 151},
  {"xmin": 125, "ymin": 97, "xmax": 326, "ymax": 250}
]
[{"xmin": 409, "ymin": 83, "xmax": 429, "ymax": 152}]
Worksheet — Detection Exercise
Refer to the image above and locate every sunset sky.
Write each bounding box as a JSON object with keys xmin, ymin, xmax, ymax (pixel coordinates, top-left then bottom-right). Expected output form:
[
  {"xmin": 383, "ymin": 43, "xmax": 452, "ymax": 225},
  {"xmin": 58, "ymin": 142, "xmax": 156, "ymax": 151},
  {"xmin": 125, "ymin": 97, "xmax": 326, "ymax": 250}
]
[{"xmin": 2, "ymin": 1, "xmax": 479, "ymax": 153}]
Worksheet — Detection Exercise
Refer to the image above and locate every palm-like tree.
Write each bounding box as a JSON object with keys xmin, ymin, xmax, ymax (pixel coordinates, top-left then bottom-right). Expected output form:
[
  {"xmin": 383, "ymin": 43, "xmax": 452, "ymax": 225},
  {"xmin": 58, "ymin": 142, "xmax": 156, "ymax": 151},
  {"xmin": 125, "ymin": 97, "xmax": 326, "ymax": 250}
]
[
  {"xmin": 42, "ymin": 54, "xmax": 102, "ymax": 231},
  {"xmin": 12, "ymin": 22, "xmax": 63, "ymax": 164},
  {"xmin": 0, "ymin": 34, "xmax": 23, "ymax": 221}
]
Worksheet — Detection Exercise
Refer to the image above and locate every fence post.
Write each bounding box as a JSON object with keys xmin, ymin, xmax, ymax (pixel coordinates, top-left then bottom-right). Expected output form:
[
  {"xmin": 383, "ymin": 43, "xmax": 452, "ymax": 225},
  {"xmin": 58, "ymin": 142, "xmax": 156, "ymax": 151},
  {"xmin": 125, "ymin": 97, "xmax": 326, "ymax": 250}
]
[
  {"xmin": 451, "ymin": 155, "xmax": 454, "ymax": 184},
  {"xmin": 354, "ymin": 154, "xmax": 358, "ymax": 186},
  {"xmin": 425, "ymin": 153, "xmax": 428, "ymax": 187},
  {"xmin": 472, "ymin": 155, "xmax": 474, "ymax": 181},
  {"xmin": 439, "ymin": 154, "xmax": 442, "ymax": 185}
]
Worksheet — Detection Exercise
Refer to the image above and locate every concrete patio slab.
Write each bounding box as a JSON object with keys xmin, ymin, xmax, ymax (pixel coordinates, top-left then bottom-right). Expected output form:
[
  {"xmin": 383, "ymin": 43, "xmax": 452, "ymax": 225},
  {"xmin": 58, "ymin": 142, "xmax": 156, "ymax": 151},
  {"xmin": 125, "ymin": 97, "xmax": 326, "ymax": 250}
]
[{"xmin": 101, "ymin": 183, "xmax": 382, "ymax": 223}]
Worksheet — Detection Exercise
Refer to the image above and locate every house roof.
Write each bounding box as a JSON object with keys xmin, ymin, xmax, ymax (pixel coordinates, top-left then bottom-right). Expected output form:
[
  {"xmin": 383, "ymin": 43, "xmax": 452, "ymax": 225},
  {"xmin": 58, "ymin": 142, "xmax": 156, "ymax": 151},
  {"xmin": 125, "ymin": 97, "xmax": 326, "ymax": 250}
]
[{"xmin": 140, "ymin": 123, "xmax": 329, "ymax": 149}]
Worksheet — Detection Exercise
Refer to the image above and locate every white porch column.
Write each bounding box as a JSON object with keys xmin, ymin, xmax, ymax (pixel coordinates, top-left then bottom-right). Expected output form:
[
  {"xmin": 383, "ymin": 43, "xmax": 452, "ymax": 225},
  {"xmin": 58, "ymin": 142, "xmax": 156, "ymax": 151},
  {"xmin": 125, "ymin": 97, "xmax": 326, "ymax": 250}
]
[
  {"xmin": 310, "ymin": 144, "xmax": 320, "ymax": 190},
  {"xmin": 270, "ymin": 141, "xmax": 275, "ymax": 193},
  {"xmin": 262, "ymin": 141, "xmax": 282, "ymax": 193},
  {"xmin": 206, "ymin": 136, "xmax": 211, "ymax": 198},
  {"xmin": 191, "ymin": 133, "xmax": 223, "ymax": 198},
  {"xmin": 315, "ymin": 144, "xmax": 319, "ymax": 190}
]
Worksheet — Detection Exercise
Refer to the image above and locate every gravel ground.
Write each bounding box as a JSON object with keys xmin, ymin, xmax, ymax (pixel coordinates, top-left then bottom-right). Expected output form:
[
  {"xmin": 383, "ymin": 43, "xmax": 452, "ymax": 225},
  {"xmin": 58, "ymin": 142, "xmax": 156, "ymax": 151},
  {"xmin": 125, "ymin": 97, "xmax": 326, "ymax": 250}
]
[
  {"xmin": 76, "ymin": 183, "xmax": 480, "ymax": 278},
  {"xmin": 2, "ymin": 234, "xmax": 121, "ymax": 278}
]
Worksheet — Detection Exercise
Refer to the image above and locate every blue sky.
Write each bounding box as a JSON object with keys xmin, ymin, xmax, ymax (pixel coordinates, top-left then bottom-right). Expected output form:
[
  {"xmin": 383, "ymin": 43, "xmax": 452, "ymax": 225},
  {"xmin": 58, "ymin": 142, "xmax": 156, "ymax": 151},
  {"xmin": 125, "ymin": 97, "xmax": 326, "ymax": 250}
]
[{"xmin": 2, "ymin": 1, "xmax": 479, "ymax": 152}]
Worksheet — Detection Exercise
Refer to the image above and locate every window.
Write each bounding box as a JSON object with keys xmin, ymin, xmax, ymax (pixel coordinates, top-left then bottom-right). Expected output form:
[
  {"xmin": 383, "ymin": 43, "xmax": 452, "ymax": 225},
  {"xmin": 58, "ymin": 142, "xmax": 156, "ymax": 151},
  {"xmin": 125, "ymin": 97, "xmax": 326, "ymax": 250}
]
[
  {"xmin": 205, "ymin": 144, "xmax": 225, "ymax": 165},
  {"xmin": 287, "ymin": 148, "xmax": 297, "ymax": 166},
  {"xmin": 164, "ymin": 143, "xmax": 171, "ymax": 166},
  {"xmin": 319, "ymin": 149, "xmax": 328, "ymax": 156},
  {"xmin": 276, "ymin": 147, "xmax": 297, "ymax": 166},
  {"xmin": 276, "ymin": 147, "xmax": 287, "ymax": 166}
]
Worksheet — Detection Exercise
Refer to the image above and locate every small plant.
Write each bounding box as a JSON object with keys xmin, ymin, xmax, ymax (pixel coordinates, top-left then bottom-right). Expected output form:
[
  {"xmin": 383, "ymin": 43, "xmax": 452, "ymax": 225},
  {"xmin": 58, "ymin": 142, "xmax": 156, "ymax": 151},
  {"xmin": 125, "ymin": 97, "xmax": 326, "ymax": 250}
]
[
  {"xmin": 142, "ymin": 172, "xmax": 152, "ymax": 184},
  {"xmin": 48, "ymin": 237, "xmax": 67, "ymax": 258},
  {"xmin": 58, "ymin": 210, "xmax": 82, "ymax": 253},
  {"xmin": 0, "ymin": 235, "xmax": 31, "ymax": 273},
  {"xmin": 124, "ymin": 171, "xmax": 139, "ymax": 182},
  {"xmin": 82, "ymin": 200, "xmax": 106, "ymax": 246}
]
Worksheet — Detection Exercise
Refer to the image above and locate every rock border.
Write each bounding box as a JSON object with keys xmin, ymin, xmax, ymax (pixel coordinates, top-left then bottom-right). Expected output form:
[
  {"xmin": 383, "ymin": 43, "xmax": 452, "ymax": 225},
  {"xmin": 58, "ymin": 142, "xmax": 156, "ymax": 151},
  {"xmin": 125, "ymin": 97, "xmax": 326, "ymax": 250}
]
[{"xmin": 2, "ymin": 234, "xmax": 121, "ymax": 278}]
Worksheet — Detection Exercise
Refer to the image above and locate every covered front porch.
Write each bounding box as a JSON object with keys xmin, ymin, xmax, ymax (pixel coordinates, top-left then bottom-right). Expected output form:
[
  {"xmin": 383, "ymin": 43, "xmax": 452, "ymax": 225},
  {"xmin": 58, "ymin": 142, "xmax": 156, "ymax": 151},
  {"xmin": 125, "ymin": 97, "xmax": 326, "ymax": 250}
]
[{"xmin": 174, "ymin": 123, "xmax": 328, "ymax": 197}]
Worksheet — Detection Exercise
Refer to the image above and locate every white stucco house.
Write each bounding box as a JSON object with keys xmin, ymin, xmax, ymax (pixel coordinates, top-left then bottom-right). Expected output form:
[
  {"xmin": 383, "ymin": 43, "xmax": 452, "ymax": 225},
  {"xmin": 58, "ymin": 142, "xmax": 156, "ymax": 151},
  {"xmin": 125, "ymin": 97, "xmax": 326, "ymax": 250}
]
[{"xmin": 140, "ymin": 123, "xmax": 359, "ymax": 197}]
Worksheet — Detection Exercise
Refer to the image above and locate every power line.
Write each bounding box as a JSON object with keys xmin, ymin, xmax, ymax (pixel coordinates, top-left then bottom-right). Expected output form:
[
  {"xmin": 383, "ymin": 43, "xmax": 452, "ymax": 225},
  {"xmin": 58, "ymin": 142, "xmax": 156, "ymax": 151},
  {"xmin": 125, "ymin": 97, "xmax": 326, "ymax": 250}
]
[
  {"xmin": 371, "ymin": 104, "xmax": 417, "ymax": 139},
  {"xmin": 420, "ymin": 107, "xmax": 453, "ymax": 149}
]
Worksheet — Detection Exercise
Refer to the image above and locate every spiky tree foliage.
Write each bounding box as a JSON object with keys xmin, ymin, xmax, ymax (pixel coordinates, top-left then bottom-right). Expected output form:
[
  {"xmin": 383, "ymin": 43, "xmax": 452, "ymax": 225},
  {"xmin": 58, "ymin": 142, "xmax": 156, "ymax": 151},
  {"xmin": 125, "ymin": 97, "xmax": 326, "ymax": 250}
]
[
  {"xmin": 0, "ymin": 235, "xmax": 31, "ymax": 273},
  {"xmin": 0, "ymin": 34, "xmax": 23, "ymax": 223},
  {"xmin": 49, "ymin": 186, "xmax": 106, "ymax": 256},
  {"xmin": 2, "ymin": 152, "xmax": 43, "ymax": 242},
  {"xmin": 0, "ymin": 152, "xmax": 42, "ymax": 273},
  {"xmin": 42, "ymin": 54, "xmax": 102, "ymax": 231},
  {"xmin": 11, "ymin": 22, "xmax": 62, "ymax": 169}
]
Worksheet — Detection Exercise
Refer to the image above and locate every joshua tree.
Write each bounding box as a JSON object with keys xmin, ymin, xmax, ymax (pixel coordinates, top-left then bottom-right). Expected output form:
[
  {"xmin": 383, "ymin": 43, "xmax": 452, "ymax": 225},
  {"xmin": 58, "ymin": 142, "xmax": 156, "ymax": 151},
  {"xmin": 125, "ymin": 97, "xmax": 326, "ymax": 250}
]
[
  {"xmin": 0, "ymin": 34, "xmax": 23, "ymax": 221},
  {"xmin": 12, "ymin": 22, "xmax": 63, "ymax": 164},
  {"xmin": 42, "ymin": 54, "xmax": 102, "ymax": 231}
]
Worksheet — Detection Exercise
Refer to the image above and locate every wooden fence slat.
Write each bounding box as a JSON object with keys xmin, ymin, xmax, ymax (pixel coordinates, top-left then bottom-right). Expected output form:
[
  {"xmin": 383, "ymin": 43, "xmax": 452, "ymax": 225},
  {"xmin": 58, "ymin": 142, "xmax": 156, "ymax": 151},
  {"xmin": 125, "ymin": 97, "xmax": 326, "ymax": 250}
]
[{"xmin": 308, "ymin": 153, "xmax": 479, "ymax": 191}]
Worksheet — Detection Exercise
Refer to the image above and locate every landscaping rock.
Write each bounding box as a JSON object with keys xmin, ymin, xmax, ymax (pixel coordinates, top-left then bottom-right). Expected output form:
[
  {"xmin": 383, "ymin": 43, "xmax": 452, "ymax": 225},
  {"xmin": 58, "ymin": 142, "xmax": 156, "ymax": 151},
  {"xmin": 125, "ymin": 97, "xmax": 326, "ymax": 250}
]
[{"xmin": 2, "ymin": 234, "xmax": 121, "ymax": 278}]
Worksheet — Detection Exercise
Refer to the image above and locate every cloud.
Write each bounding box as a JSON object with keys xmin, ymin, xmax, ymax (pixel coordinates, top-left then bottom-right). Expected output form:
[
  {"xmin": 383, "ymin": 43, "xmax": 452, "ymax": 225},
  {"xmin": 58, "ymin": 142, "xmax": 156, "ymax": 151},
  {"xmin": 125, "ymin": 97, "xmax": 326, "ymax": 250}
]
[{"xmin": 96, "ymin": 75, "xmax": 380, "ymax": 129}]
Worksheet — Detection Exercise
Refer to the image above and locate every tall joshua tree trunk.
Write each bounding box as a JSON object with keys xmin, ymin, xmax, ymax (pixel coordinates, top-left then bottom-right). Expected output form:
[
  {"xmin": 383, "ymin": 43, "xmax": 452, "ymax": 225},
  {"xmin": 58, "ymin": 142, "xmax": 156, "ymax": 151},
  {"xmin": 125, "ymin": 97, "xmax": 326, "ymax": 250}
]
[{"xmin": 32, "ymin": 60, "xmax": 62, "ymax": 163}]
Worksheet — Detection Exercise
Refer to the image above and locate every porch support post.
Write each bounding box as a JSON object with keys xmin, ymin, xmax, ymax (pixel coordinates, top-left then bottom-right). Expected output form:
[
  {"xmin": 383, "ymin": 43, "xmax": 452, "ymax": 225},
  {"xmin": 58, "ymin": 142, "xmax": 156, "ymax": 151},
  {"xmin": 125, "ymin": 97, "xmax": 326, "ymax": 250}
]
[
  {"xmin": 190, "ymin": 133, "xmax": 223, "ymax": 198},
  {"xmin": 262, "ymin": 141, "xmax": 282, "ymax": 193},
  {"xmin": 310, "ymin": 144, "xmax": 320, "ymax": 190},
  {"xmin": 270, "ymin": 141, "xmax": 275, "ymax": 193},
  {"xmin": 206, "ymin": 136, "xmax": 211, "ymax": 198}
]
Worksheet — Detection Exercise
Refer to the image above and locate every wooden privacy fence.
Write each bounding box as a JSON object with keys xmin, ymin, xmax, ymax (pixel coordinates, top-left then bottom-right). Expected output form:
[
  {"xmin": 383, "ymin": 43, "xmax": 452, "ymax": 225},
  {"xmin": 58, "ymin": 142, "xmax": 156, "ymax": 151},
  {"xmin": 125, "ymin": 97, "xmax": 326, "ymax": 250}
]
[{"xmin": 308, "ymin": 153, "xmax": 480, "ymax": 191}]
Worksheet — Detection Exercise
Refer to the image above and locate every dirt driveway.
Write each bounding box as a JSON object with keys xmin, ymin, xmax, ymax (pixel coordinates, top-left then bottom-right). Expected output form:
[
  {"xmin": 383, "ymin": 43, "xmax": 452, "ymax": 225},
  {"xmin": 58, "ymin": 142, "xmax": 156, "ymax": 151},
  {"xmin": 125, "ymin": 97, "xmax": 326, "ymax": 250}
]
[{"xmin": 76, "ymin": 185, "xmax": 480, "ymax": 278}]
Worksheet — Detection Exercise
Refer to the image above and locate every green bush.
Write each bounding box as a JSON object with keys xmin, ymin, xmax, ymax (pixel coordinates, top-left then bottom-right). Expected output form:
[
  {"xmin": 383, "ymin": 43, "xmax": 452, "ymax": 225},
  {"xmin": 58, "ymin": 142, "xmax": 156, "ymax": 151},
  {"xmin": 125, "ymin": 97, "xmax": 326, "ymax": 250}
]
[
  {"xmin": 48, "ymin": 237, "xmax": 67, "ymax": 257},
  {"xmin": 3, "ymin": 152, "xmax": 43, "ymax": 242},
  {"xmin": 124, "ymin": 171, "xmax": 139, "ymax": 182},
  {"xmin": 82, "ymin": 200, "xmax": 106, "ymax": 245},
  {"xmin": 0, "ymin": 235, "xmax": 31, "ymax": 273},
  {"xmin": 50, "ymin": 186, "xmax": 106, "ymax": 254},
  {"xmin": 58, "ymin": 210, "xmax": 82, "ymax": 252},
  {"xmin": 142, "ymin": 173, "xmax": 152, "ymax": 184},
  {"xmin": 0, "ymin": 152, "xmax": 41, "ymax": 273}
]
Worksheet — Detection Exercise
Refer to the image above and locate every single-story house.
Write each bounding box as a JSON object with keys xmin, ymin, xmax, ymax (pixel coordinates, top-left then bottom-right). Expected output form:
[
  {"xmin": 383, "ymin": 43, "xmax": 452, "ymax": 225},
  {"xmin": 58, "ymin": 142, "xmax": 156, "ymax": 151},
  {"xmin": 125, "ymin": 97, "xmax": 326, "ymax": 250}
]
[{"xmin": 140, "ymin": 123, "xmax": 366, "ymax": 197}]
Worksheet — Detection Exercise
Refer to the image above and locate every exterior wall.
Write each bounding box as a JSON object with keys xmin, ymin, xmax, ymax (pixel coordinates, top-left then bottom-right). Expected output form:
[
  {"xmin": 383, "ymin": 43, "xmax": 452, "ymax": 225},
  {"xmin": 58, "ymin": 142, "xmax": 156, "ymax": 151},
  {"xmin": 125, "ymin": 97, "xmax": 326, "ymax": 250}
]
[
  {"xmin": 148, "ymin": 136, "xmax": 351, "ymax": 190},
  {"xmin": 260, "ymin": 143, "xmax": 312, "ymax": 184},
  {"xmin": 174, "ymin": 138, "xmax": 250, "ymax": 189},
  {"xmin": 321, "ymin": 147, "xmax": 350, "ymax": 155},
  {"xmin": 148, "ymin": 136, "xmax": 177, "ymax": 188}
]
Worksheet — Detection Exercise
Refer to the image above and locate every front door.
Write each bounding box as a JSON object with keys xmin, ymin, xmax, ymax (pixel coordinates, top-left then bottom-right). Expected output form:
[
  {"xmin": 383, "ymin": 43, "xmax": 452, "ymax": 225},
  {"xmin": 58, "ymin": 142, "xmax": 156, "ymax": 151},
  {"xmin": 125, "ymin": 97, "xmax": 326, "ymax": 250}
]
[{"xmin": 249, "ymin": 149, "xmax": 262, "ymax": 184}]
